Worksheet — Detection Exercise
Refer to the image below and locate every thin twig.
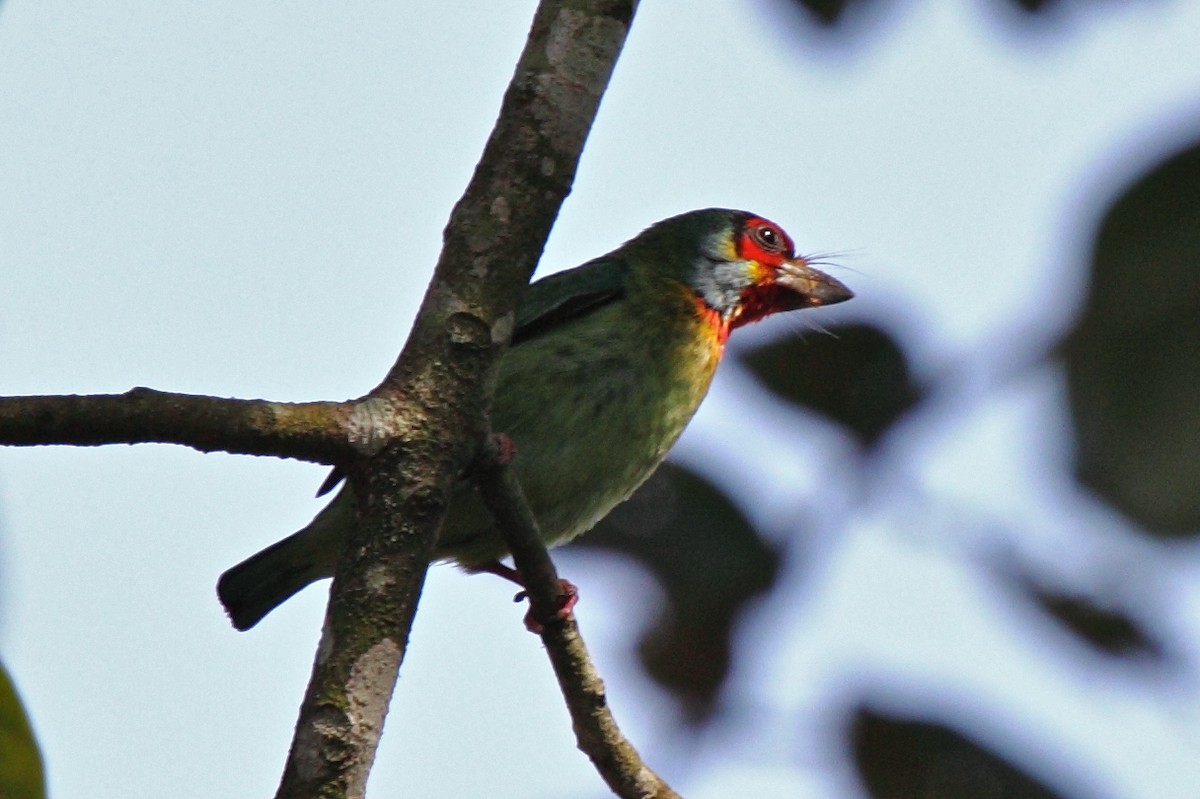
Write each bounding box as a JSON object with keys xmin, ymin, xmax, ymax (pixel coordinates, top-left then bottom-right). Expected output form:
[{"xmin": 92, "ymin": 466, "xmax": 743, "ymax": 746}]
[{"xmin": 477, "ymin": 437, "xmax": 683, "ymax": 799}]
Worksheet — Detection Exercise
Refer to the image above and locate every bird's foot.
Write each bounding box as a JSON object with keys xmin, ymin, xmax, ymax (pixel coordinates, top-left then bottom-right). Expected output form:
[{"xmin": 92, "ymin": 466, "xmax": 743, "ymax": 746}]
[
  {"xmin": 515, "ymin": 579, "xmax": 578, "ymax": 634},
  {"xmin": 471, "ymin": 561, "xmax": 577, "ymax": 634},
  {"xmin": 490, "ymin": 432, "xmax": 516, "ymax": 465}
]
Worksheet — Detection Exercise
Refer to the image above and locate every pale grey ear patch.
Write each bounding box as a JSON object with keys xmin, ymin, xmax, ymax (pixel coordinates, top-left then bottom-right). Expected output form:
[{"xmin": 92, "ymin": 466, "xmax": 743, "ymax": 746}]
[{"xmin": 692, "ymin": 254, "xmax": 755, "ymax": 316}]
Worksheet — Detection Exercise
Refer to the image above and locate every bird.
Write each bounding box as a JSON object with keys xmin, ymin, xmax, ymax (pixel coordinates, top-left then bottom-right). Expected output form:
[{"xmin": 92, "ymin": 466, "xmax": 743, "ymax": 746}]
[{"xmin": 217, "ymin": 208, "xmax": 853, "ymax": 630}]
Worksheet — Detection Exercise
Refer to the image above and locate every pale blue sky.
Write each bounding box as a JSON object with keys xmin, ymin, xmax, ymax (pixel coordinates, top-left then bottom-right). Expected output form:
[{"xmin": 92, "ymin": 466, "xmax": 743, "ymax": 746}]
[{"xmin": 3, "ymin": 2, "xmax": 1200, "ymax": 797}]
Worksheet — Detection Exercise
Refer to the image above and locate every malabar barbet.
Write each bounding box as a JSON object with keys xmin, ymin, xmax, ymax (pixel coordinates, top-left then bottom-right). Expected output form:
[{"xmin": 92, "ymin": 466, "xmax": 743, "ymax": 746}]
[{"xmin": 218, "ymin": 208, "xmax": 853, "ymax": 630}]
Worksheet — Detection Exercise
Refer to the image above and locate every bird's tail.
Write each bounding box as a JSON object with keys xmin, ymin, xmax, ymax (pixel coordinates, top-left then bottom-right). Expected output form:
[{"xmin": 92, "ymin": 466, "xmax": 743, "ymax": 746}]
[{"xmin": 217, "ymin": 489, "xmax": 350, "ymax": 630}]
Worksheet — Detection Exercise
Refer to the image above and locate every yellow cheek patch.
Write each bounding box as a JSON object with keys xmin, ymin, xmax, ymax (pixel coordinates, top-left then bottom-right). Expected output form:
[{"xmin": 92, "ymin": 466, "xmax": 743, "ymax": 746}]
[{"xmin": 747, "ymin": 259, "xmax": 772, "ymax": 285}]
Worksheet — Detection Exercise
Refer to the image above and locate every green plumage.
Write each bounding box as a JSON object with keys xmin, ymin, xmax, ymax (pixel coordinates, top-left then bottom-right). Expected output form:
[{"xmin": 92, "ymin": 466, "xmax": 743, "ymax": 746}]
[{"xmin": 218, "ymin": 209, "xmax": 851, "ymax": 630}]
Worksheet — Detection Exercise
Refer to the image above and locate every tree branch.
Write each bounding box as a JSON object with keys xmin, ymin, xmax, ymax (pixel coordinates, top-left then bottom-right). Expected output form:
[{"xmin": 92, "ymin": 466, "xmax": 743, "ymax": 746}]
[
  {"xmin": 0, "ymin": 2, "xmax": 642, "ymax": 795},
  {"xmin": 0, "ymin": 389, "xmax": 354, "ymax": 464},
  {"xmin": 275, "ymin": 2, "xmax": 640, "ymax": 797},
  {"xmin": 477, "ymin": 439, "xmax": 683, "ymax": 799}
]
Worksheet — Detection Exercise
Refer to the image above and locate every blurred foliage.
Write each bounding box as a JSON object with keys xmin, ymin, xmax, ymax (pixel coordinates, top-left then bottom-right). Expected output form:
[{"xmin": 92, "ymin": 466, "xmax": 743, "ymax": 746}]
[
  {"xmin": 0, "ymin": 662, "xmax": 44, "ymax": 799},
  {"xmin": 997, "ymin": 561, "xmax": 1167, "ymax": 662},
  {"xmin": 789, "ymin": 0, "xmax": 860, "ymax": 25},
  {"xmin": 1064, "ymin": 139, "xmax": 1200, "ymax": 537},
  {"xmin": 850, "ymin": 706, "xmax": 1099, "ymax": 799},
  {"xmin": 572, "ymin": 462, "xmax": 781, "ymax": 722},
  {"xmin": 783, "ymin": 0, "xmax": 1065, "ymax": 25},
  {"xmin": 1032, "ymin": 588, "xmax": 1164, "ymax": 661},
  {"xmin": 741, "ymin": 323, "xmax": 922, "ymax": 447}
]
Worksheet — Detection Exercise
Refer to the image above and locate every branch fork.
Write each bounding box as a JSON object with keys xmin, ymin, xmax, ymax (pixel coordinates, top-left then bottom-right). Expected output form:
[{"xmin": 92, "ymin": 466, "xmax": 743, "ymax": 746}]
[{"xmin": 0, "ymin": 2, "xmax": 671, "ymax": 797}]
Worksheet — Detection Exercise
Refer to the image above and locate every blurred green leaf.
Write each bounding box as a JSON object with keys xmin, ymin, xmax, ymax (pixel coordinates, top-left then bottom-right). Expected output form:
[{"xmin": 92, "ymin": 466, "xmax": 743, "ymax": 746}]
[
  {"xmin": 740, "ymin": 323, "xmax": 921, "ymax": 447},
  {"xmin": 851, "ymin": 707, "xmax": 1102, "ymax": 799},
  {"xmin": 0, "ymin": 662, "xmax": 45, "ymax": 799},
  {"xmin": 570, "ymin": 462, "xmax": 781, "ymax": 722},
  {"xmin": 1065, "ymin": 139, "xmax": 1200, "ymax": 536}
]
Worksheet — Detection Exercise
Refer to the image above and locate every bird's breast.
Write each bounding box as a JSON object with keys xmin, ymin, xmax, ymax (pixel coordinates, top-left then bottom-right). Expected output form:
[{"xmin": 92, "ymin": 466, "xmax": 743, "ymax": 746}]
[{"xmin": 484, "ymin": 301, "xmax": 720, "ymax": 550}]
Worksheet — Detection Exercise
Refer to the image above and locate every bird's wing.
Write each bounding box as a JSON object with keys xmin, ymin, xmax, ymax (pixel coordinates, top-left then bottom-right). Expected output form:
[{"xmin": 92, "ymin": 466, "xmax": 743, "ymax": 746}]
[
  {"xmin": 315, "ymin": 257, "xmax": 628, "ymax": 497},
  {"xmin": 512, "ymin": 255, "xmax": 628, "ymax": 345}
]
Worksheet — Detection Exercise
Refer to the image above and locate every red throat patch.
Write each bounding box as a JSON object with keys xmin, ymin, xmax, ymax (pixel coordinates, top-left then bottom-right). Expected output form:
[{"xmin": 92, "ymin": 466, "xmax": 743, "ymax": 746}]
[{"xmin": 731, "ymin": 282, "xmax": 790, "ymax": 330}]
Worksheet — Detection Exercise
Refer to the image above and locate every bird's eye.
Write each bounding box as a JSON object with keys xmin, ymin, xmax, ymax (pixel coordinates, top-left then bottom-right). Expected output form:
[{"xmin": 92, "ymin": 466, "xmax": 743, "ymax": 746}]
[{"xmin": 750, "ymin": 223, "xmax": 784, "ymax": 253}]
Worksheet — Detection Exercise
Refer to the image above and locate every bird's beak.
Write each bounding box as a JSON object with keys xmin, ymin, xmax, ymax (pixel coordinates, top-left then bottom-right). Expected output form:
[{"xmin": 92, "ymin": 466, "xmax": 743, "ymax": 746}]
[{"xmin": 774, "ymin": 258, "xmax": 854, "ymax": 308}]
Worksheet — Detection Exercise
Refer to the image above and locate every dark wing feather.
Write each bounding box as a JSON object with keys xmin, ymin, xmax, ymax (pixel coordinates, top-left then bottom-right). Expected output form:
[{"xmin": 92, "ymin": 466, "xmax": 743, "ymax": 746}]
[{"xmin": 512, "ymin": 255, "xmax": 628, "ymax": 345}]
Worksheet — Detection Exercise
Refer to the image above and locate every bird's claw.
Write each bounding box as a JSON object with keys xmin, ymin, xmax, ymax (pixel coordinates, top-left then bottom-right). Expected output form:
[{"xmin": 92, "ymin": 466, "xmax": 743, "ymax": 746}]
[
  {"xmin": 516, "ymin": 578, "xmax": 578, "ymax": 634},
  {"xmin": 490, "ymin": 432, "xmax": 516, "ymax": 465}
]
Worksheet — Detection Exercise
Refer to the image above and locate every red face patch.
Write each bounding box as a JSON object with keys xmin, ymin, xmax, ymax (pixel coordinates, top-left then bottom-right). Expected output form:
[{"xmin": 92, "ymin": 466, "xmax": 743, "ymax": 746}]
[
  {"xmin": 736, "ymin": 216, "xmax": 795, "ymax": 267},
  {"xmin": 728, "ymin": 216, "xmax": 804, "ymax": 332}
]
